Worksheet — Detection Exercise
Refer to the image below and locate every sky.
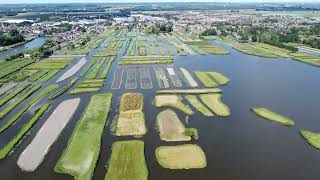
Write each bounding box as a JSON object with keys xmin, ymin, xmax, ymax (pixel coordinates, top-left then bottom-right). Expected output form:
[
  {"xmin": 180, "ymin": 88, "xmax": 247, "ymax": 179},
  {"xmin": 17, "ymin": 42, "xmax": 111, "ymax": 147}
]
[{"xmin": 1, "ymin": 0, "xmax": 319, "ymax": 4}]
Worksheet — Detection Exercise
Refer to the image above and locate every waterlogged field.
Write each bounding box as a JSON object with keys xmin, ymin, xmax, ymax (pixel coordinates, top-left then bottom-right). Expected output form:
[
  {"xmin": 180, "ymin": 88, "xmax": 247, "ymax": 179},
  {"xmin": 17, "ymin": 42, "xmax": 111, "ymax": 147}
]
[{"xmin": 0, "ymin": 29, "xmax": 320, "ymax": 180}]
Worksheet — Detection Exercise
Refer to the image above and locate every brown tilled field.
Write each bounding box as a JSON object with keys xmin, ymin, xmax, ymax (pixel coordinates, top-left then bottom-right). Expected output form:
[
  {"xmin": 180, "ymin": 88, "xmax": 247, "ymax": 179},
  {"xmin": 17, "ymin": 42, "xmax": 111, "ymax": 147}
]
[{"xmin": 120, "ymin": 93, "xmax": 143, "ymax": 111}]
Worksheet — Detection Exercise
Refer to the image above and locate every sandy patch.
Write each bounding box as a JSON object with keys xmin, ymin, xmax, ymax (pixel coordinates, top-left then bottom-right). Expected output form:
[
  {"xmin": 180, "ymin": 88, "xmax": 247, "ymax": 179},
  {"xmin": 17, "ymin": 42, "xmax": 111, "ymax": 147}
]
[
  {"xmin": 180, "ymin": 68, "xmax": 198, "ymax": 87},
  {"xmin": 56, "ymin": 58, "xmax": 86, "ymax": 82},
  {"xmin": 17, "ymin": 98, "xmax": 80, "ymax": 172}
]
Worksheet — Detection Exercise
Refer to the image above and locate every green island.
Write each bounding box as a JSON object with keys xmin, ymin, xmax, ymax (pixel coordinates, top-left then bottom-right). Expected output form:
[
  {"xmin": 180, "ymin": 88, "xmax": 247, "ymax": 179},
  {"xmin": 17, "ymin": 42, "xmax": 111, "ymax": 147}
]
[
  {"xmin": 300, "ymin": 130, "xmax": 320, "ymax": 150},
  {"xmin": 155, "ymin": 144, "xmax": 207, "ymax": 169},
  {"xmin": 200, "ymin": 93, "xmax": 230, "ymax": 117},
  {"xmin": 185, "ymin": 95, "xmax": 214, "ymax": 116},
  {"xmin": 251, "ymin": 107, "xmax": 295, "ymax": 126},
  {"xmin": 55, "ymin": 93, "xmax": 112, "ymax": 180}
]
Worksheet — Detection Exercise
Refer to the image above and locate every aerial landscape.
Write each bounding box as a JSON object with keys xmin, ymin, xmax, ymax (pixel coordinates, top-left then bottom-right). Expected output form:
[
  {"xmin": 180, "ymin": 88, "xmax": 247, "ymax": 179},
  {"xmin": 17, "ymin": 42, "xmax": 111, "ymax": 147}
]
[{"xmin": 0, "ymin": 0, "xmax": 320, "ymax": 180}]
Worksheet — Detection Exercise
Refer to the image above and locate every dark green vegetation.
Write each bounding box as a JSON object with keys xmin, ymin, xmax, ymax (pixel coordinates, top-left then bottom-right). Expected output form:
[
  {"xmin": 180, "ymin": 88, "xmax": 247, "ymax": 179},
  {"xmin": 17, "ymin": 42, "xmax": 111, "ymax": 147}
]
[
  {"xmin": 55, "ymin": 93, "xmax": 112, "ymax": 180},
  {"xmin": 69, "ymin": 79, "xmax": 104, "ymax": 94},
  {"xmin": 0, "ymin": 85, "xmax": 41, "ymax": 118},
  {"xmin": 0, "ymin": 83, "xmax": 31, "ymax": 108},
  {"xmin": 100, "ymin": 56, "xmax": 116, "ymax": 79},
  {"xmin": 104, "ymin": 140, "xmax": 148, "ymax": 180},
  {"xmin": 0, "ymin": 103, "xmax": 49, "ymax": 159}
]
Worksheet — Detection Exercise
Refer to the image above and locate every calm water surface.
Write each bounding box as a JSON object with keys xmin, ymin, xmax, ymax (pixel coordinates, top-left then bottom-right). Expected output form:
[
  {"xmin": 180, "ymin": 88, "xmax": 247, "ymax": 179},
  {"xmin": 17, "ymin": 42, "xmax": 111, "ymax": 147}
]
[
  {"xmin": 0, "ymin": 40, "xmax": 320, "ymax": 180},
  {"xmin": 0, "ymin": 37, "xmax": 45, "ymax": 58}
]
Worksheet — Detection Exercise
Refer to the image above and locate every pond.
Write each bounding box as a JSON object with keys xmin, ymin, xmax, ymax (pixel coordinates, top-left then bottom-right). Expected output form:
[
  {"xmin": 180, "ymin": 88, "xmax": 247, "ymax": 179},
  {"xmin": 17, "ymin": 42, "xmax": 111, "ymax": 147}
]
[{"xmin": 0, "ymin": 39, "xmax": 320, "ymax": 180}]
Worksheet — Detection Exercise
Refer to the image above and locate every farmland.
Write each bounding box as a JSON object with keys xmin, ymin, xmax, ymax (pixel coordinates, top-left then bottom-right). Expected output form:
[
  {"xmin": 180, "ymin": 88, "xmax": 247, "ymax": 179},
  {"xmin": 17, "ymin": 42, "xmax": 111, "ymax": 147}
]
[{"xmin": 0, "ymin": 23, "xmax": 319, "ymax": 180}]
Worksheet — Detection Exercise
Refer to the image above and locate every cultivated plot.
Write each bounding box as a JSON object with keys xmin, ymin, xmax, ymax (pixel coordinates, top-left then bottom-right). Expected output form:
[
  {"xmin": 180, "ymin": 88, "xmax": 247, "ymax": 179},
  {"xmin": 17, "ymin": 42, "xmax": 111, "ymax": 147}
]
[
  {"xmin": 200, "ymin": 94, "xmax": 230, "ymax": 117},
  {"xmin": 17, "ymin": 98, "xmax": 80, "ymax": 172},
  {"xmin": 185, "ymin": 95, "xmax": 214, "ymax": 116},
  {"xmin": 115, "ymin": 93, "xmax": 146, "ymax": 136},
  {"xmin": 166, "ymin": 68, "xmax": 182, "ymax": 88},
  {"xmin": 155, "ymin": 95, "xmax": 194, "ymax": 115},
  {"xmin": 154, "ymin": 67, "xmax": 170, "ymax": 88},
  {"xmin": 157, "ymin": 88, "xmax": 222, "ymax": 94},
  {"xmin": 105, "ymin": 140, "xmax": 148, "ymax": 180},
  {"xmin": 125, "ymin": 68, "xmax": 137, "ymax": 89},
  {"xmin": 155, "ymin": 144, "xmax": 207, "ymax": 169},
  {"xmin": 111, "ymin": 68, "xmax": 124, "ymax": 89},
  {"xmin": 156, "ymin": 109, "xmax": 191, "ymax": 141},
  {"xmin": 139, "ymin": 67, "xmax": 153, "ymax": 89},
  {"xmin": 55, "ymin": 93, "xmax": 112, "ymax": 180}
]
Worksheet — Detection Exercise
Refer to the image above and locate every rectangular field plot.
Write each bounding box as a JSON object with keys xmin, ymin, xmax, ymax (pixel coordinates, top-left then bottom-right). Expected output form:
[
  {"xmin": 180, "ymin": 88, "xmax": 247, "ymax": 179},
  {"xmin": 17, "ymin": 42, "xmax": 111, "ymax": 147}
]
[
  {"xmin": 55, "ymin": 93, "xmax": 112, "ymax": 180},
  {"xmin": 105, "ymin": 140, "xmax": 148, "ymax": 180},
  {"xmin": 139, "ymin": 67, "xmax": 153, "ymax": 89},
  {"xmin": 118, "ymin": 56, "xmax": 174, "ymax": 65},
  {"xmin": 167, "ymin": 68, "xmax": 182, "ymax": 88},
  {"xmin": 115, "ymin": 93, "xmax": 146, "ymax": 136},
  {"xmin": 125, "ymin": 68, "xmax": 137, "ymax": 89},
  {"xmin": 154, "ymin": 67, "xmax": 170, "ymax": 88},
  {"xmin": 111, "ymin": 68, "xmax": 124, "ymax": 89}
]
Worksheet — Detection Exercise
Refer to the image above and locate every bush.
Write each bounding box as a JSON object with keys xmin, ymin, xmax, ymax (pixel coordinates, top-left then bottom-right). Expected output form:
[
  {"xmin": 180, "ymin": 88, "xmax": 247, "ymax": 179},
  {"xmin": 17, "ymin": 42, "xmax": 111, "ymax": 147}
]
[{"xmin": 184, "ymin": 128, "xmax": 199, "ymax": 140}]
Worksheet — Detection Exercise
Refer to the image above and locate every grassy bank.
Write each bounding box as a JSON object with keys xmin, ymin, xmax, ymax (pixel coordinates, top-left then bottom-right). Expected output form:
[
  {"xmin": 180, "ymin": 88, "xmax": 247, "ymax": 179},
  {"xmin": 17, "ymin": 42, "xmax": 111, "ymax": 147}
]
[
  {"xmin": 157, "ymin": 88, "xmax": 222, "ymax": 94},
  {"xmin": 49, "ymin": 78, "xmax": 78, "ymax": 100},
  {"xmin": 301, "ymin": 130, "xmax": 320, "ymax": 150},
  {"xmin": 105, "ymin": 140, "xmax": 148, "ymax": 180},
  {"xmin": 185, "ymin": 95, "xmax": 214, "ymax": 116}
]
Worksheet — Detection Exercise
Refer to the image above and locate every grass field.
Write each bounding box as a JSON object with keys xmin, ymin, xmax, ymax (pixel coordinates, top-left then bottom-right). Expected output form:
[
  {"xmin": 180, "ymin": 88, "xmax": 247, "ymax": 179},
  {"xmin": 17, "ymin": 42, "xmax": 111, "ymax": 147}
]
[
  {"xmin": 155, "ymin": 95, "xmax": 194, "ymax": 115},
  {"xmin": 49, "ymin": 78, "xmax": 78, "ymax": 100},
  {"xmin": 157, "ymin": 88, "xmax": 222, "ymax": 94},
  {"xmin": 185, "ymin": 95, "xmax": 214, "ymax": 116},
  {"xmin": 105, "ymin": 140, "xmax": 148, "ymax": 180},
  {"xmin": 194, "ymin": 71, "xmax": 218, "ymax": 87},
  {"xmin": 0, "ymin": 85, "xmax": 41, "ymax": 119},
  {"xmin": 251, "ymin": 108, "xmax": 295, "ymax": 126},
  {"xmin": 55, "ymin": 93, "xmax": 112, "ymax": 180},
  {"xmin": 200, "ymin": 94, "xmax": 230, "ymax": 117},
  {"xmin": 155, "ymin": 144, "xmax": 207, "ymax": 169},
  {"xmin": 0, "ymin": 85, "xmax": 58, "ymax": 133},
  {"xmin": 186, "ymin": 41, "xmax": 229, "ymax": 55},
  {"xmin": 207, "ymin": 72, "xmax": 230, "ymax": 85},
  {"xmin": 301, "ymin": 130, "xmax": 320, "ymax": 150},
  {"xmin": 0, "ymin": 83, "xmax": 31, "ymax": 108},
  {"xmin": 100, "ymin": 56, "xmax": 116, "ymax": 79},
  {"xmin": 118, "ymin": 56, "xmax": 174, "ymax": 65}
]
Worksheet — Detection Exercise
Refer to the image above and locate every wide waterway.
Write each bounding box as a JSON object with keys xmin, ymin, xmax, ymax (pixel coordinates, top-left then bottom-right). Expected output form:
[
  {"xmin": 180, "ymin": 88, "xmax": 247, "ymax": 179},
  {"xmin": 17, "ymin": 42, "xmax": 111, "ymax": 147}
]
[
  {"xmin": 0, "ymin": 39, "xmax": 320, "ymax": 180},
  {"xmin": 0, "ymin": 37, "xmax": 45, "ymax": 58}
]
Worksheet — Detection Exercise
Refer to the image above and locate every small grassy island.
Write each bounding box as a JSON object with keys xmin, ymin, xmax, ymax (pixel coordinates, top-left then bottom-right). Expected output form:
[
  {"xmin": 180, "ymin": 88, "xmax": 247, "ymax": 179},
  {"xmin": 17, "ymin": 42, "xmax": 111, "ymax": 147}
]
[
  {"xmin": 251, "ymin": 108, "xmax": 295, "ymax": 126},
  {"xmin": 301, "ymin": 130, "xmax": 320, "ymax": 150},
  {"xmin": 155, "ymin": 144, "xmax": 207, "ymax": 169}
]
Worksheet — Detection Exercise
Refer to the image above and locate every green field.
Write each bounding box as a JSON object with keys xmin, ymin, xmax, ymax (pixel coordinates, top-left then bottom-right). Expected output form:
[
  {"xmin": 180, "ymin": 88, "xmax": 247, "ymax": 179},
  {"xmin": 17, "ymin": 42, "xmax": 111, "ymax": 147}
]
[
  {"xmin": 55, "ymin": 93, "xmax": 112, "ymax": 180},
  {"xmin": 105, "ymin": 140, "xmax": 148, "ymax": 180},
  {"xmin": 251, "ymin": 108, "xmax": 295, "ymax": 126}
]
